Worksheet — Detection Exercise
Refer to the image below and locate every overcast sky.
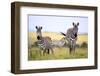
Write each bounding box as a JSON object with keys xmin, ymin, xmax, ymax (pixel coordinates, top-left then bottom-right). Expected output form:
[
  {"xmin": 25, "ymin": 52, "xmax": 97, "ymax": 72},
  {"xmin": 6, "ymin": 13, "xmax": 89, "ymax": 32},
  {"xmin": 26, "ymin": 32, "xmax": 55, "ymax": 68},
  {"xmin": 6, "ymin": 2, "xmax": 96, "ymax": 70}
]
[{"xmin": 28, "ymin": 15, "xmax": 88, "ymax": 34}]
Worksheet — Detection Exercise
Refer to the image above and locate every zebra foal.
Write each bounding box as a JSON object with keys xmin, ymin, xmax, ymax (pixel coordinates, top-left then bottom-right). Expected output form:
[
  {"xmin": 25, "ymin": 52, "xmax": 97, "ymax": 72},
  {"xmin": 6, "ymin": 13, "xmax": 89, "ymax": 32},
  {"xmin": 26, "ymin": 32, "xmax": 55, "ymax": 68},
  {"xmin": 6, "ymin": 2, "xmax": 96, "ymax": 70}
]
[{"xmin": 35, "ymin": 26, "xmax": 54, "ymax": 55}]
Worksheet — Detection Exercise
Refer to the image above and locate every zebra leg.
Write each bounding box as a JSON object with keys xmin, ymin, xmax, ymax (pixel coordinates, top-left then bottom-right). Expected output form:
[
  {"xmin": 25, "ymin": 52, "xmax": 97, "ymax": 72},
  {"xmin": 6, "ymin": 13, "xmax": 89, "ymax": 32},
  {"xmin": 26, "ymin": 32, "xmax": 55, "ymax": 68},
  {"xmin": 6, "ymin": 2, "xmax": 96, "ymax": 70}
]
[
  {"xmin": 47, "ymin": 49, "xmax": 50, "ymax": 54},
  {"xmin": 43, "ymin": 49, "xmax": 46, "ymax": 56},
  {"xmin": 69, "ymin": 45, "xmax": 72, "ymax": 54},
  {"xmin": 50, "ymin": 48, "xmax": 54, "ymax": 55},
  {"xmin": 69, "ymin": 47, "xmax": 72, "ymax": 54},
  {"xmin": 39, "ymin": 50, "xmax": 42, "ymax": 56},
  {"xmin": 73, "ymin": 42, "xmax": 76, "ymax": 54},
  {"xmin": 73, "ymin": 45, "xmax": 76, "ymax": 54}
]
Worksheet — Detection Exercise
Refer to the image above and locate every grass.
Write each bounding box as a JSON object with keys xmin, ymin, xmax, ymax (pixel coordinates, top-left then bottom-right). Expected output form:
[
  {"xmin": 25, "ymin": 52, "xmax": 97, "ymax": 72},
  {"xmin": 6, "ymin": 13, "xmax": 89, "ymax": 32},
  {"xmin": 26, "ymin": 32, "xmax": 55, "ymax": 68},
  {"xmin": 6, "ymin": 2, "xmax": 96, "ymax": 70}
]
[
  {"xmin": 28, "ymin": 32, "xmax": 88, "ymax": 60},
  {"xmin": 28, "ymin": 32, "xmax": 88, "ymax": 45},
  {"xmin": 28, "ymin": 47, "xmax": 88, "ymax": 60}
]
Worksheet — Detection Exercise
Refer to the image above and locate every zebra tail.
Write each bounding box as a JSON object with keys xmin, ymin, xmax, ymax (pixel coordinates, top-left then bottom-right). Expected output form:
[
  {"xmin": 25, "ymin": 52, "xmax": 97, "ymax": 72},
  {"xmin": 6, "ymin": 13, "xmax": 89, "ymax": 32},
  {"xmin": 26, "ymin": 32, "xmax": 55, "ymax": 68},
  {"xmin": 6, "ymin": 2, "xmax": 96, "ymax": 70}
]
[{"xmin": 60, "ymin": 32, "xmax": 66, "ymax": 36}]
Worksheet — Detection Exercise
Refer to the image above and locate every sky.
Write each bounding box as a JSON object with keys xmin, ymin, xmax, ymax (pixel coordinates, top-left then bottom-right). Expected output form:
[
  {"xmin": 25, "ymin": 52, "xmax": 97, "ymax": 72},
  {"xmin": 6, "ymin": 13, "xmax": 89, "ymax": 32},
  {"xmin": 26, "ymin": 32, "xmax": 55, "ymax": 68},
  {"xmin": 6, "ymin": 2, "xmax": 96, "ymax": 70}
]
[{"xmin": 28, "ymin": 15, "xmax": 88, "ymax": 34}]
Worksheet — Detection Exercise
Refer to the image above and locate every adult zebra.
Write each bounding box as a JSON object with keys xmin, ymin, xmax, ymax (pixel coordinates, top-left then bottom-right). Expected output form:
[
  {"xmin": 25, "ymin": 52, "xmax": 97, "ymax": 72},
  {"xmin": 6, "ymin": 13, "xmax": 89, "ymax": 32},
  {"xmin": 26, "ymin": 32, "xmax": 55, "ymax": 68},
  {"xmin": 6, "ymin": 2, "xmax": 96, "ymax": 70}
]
[
  {"xmin": 61, "ymin": 22, "xmax": 79, "ymax": 54},
  {"xmin": 35, "ymin": 26, "xmax": 54, "ymax": 55}
]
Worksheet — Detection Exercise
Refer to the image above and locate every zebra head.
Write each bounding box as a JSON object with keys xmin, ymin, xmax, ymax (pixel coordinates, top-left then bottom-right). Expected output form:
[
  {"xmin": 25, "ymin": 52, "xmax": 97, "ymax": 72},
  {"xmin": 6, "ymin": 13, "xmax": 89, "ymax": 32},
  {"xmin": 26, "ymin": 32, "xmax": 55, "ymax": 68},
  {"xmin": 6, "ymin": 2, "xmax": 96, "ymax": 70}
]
[
  {"xmin": 72, "ymin": 22, "xmax": 79, "ymax": 38},
  {"xmin": 36, "ymin": 26, "xmax": 42, "ymax": 40}
]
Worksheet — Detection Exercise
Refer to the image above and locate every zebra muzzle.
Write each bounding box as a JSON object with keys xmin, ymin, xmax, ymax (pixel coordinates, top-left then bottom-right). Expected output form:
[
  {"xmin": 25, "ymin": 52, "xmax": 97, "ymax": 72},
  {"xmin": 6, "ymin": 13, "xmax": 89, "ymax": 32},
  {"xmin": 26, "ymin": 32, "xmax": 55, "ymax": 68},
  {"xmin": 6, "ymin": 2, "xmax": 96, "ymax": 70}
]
[{"xmin": 37, "ymin": 36, "xmax": 41, "ymax": 40}]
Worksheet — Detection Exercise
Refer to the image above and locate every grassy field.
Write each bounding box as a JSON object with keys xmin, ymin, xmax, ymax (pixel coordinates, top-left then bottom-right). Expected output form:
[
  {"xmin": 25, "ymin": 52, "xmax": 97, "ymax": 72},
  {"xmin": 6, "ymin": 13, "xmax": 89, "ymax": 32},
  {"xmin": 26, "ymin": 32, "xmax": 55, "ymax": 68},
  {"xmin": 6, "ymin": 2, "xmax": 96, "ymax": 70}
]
[{"xmin": 28, "ymin": 32, "xmax": 88, "ymax": 60}]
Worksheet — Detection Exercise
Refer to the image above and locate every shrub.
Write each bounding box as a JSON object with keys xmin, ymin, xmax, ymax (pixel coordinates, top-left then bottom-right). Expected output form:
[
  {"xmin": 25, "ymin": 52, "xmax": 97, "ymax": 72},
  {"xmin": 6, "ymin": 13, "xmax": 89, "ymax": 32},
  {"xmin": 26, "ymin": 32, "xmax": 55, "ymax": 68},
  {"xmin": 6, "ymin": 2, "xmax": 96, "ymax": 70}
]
[{"xmin": 81, "ymin": 42, "xmax": 88, "ymax": 48}]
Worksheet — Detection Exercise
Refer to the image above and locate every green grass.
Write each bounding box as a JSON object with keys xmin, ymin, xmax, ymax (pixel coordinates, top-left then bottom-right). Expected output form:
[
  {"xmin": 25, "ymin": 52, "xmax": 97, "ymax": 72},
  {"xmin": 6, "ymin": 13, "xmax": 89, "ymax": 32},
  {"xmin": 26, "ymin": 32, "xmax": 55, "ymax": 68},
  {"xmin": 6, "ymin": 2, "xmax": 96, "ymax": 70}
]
[
  {"xmin": 28, "ymin": 32, "xmax": 88, "ymax": 60},
  {"xmin": 28, "ymin": 47, "xmax": 88, "ymax": 60}
]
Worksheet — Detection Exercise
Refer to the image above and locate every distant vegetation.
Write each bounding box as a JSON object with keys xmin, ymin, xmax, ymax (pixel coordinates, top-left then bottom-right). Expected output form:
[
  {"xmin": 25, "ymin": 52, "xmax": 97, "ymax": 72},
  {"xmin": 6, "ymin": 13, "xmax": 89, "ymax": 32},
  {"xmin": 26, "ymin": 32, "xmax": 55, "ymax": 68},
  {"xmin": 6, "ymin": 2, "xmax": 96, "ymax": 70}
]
[{"xmin": 28, "ymin": 32, "xmax": 88, "ymax": 60}]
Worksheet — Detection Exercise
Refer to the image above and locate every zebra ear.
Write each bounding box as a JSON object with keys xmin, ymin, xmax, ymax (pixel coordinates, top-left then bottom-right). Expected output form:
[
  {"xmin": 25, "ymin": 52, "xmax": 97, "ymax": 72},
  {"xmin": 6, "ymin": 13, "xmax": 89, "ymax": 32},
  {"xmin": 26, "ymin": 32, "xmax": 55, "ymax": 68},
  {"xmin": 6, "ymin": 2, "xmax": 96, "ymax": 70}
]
[
  {"xmin": 72, "ymin": 22, "xmax": 75, "ymax": 26},
  {"xmin": 36, "ymin": 26, "xmax": 38, "ymax": 29},
  {"xmin": 77, "ymin": 22, "xmax": 79, "ymax": 26},
  {"xmin": 40, "ymin": 26, "xmax": 42, "ymax": 29}
]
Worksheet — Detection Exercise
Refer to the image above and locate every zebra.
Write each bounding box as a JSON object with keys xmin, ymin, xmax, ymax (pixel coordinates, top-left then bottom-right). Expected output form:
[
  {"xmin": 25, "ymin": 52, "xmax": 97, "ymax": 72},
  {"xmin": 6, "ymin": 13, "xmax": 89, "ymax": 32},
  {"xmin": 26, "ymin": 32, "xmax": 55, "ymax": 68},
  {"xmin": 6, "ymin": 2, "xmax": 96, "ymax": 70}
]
[
  {"xmin": 52, "ymin": 37, "xmax": 66, "ymax": 47},
  {"xmin": 35, "ymin": 26, "xmax": 54, "ymax": 55},
  {"xmin": 61, "ymin": 22, "xmax": 79, "ymax": 54}
]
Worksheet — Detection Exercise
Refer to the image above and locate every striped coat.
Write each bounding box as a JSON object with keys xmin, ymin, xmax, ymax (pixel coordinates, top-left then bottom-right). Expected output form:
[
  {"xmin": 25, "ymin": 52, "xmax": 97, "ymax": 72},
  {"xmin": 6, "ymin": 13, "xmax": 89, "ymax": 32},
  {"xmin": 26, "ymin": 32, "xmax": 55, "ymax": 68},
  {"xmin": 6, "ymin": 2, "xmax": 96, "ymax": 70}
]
[{"xmin": 61, "ymin": 22, "xmax": 79, "ymax": 54}]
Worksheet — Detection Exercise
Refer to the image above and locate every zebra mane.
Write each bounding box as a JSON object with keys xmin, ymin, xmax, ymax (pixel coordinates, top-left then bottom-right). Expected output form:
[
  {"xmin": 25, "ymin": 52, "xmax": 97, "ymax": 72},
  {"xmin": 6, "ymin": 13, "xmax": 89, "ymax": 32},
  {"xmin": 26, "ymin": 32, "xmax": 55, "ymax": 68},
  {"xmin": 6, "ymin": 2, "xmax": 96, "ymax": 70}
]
[{"xmin": 60, "ymin": 32, "xmax": 66, "ymax": 36}]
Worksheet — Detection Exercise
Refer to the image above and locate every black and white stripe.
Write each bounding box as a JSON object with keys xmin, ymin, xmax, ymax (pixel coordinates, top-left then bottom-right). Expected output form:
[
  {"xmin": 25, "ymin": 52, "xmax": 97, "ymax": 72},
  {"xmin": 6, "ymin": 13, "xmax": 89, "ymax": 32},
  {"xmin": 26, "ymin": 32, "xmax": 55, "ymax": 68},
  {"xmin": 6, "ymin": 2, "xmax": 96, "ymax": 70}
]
[
  {"xmin": 35, "ymin": 26, "xmax": 54, "ymax": 55},
  {"xmin": 61, "ymin": 22, "xmax": 79, "ymax": 54}
]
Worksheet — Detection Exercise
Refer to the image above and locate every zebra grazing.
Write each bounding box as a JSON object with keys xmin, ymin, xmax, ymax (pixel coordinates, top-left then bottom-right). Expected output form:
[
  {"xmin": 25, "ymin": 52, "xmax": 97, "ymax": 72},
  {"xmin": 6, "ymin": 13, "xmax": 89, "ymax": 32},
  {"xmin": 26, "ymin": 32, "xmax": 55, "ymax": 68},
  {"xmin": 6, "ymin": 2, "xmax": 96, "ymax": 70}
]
[
  {"xmin": 61, "ymin": 22, "xmax": 79, "ymax": 54},
  {"xmin": 35, "ymin": 26, "xmax": 54, "ymax": 55}
]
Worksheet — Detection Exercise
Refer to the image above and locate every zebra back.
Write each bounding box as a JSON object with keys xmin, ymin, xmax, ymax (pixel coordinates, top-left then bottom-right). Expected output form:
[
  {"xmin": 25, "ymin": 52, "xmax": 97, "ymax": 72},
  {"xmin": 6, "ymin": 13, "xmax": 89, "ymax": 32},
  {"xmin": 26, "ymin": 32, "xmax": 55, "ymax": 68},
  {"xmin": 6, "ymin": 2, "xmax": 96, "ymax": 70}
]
[{"xmin": 37, "ymin": 37, "xmax": 52, "ymax": 50}]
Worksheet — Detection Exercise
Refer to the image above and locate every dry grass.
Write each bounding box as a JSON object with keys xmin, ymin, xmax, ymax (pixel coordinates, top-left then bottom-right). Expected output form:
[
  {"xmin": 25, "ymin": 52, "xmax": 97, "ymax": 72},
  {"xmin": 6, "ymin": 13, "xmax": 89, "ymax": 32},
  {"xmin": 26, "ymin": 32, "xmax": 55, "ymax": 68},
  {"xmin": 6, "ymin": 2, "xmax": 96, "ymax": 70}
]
[
  {"xmin": 28, "ymin": 32, "xmax": 88, "ymax": 60},
  {"xmin": 28, "ymin": 32, "xmax": 88, "ymax": 45}
]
